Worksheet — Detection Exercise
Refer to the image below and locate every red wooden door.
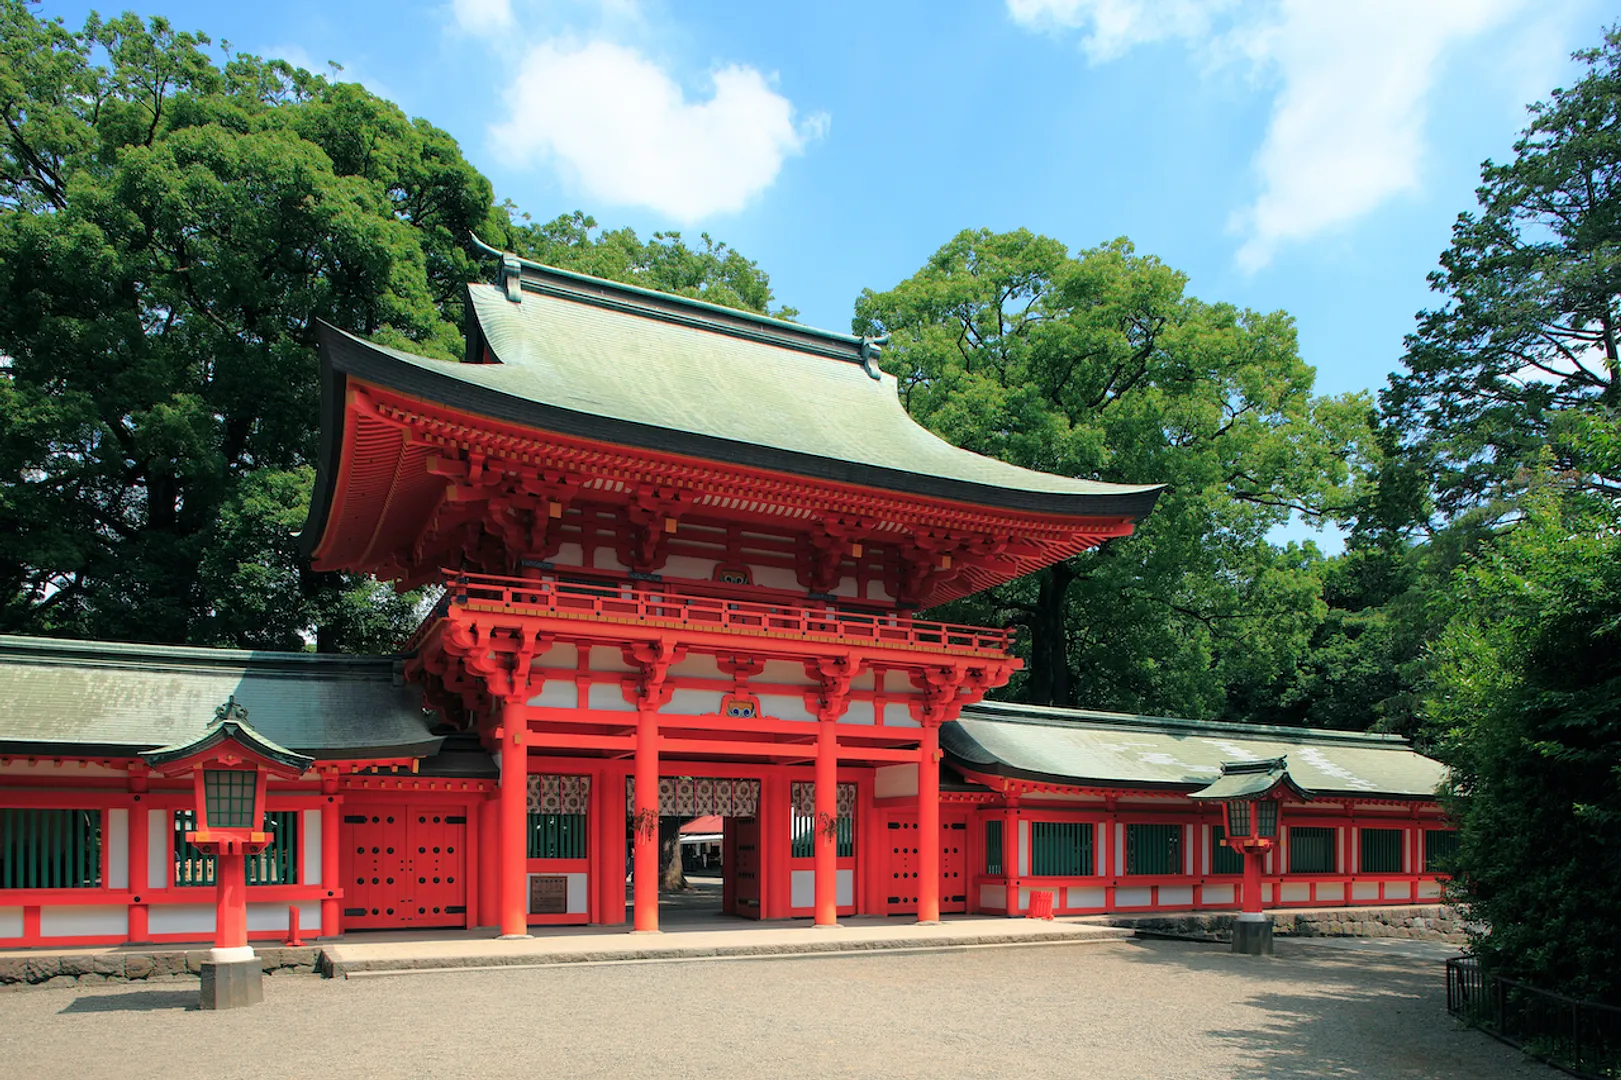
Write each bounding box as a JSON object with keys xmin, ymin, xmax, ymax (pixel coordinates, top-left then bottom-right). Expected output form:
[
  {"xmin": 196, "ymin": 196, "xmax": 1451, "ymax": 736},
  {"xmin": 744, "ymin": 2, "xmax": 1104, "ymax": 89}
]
[
  {"xmin": 340, "ymin": 803, "xmax": 467, "ymax": 930},
  {"xmin": 885, "ymin": 814, "xmax": 967, "ymax": 915},
  {"xmin": 730, "ymin": 816, "xmax": 762, "ymax": 919}
]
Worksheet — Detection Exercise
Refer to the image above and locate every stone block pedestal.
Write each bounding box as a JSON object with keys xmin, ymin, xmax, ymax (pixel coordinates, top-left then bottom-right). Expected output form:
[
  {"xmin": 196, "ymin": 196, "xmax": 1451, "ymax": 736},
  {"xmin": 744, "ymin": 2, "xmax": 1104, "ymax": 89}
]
[
  {"xmin": 1231, "ymin": 914, "xmax": 1274, "ymax": 956},
  {"xmin": 199, "ymin": 958, "xmax": 263, "ymax": 1010}
]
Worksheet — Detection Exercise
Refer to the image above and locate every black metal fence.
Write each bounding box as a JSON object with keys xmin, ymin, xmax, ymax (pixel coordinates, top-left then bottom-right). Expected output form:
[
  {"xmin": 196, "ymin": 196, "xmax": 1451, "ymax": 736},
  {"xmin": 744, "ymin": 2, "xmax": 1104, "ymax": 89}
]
[{"xmin": 1446, "ymin": 955, "xmax": 1621, "ymax": 1078}]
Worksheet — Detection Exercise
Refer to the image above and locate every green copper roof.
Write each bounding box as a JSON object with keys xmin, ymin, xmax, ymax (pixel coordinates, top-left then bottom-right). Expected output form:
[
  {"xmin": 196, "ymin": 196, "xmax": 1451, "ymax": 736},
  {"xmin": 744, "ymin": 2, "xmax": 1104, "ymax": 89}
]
[
  {"xmin": 310, "ymin": 262, "xmax": 1162, "ymax": 519},
  {"xmin": 143, "ymin": 703, "xmax": 315, "ymax": 775},
  {"xmin": 0, "ymin": 636, "xmax": 440, "ymax": 760},
  {"xmin": 945, "ymin": 701, "xmax": 1443, "ymax": 799}
]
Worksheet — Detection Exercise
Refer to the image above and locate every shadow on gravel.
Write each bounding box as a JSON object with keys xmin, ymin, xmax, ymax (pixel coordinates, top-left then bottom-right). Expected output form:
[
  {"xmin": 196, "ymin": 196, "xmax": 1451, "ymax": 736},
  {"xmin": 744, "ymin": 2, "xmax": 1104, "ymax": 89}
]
[
  {"xmin": 1115, "ymin": 938, "xmax": 1513, "ymax": 1079},
  {"xmin": 59, "ymin": 989, "xmax": 198, "ymax": 1014}
]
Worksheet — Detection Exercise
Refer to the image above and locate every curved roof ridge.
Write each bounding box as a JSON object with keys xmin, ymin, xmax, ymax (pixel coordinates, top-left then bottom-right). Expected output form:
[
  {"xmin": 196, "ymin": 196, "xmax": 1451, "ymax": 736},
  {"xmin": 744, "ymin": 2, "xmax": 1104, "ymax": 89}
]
[
  {"xmin": 0, "ymin": 634, "xmax": 404, "ymax": 677},
  {"xmin": 960, "ymin": 699, "xmax": 1413, "ymax": 748}
]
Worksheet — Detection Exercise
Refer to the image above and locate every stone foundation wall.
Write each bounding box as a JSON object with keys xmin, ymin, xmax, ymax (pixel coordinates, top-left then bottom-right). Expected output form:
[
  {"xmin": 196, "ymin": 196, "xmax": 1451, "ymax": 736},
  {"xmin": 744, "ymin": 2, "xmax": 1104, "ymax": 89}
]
[
  {"xmin": 1106, "ymin": 904, "xmax": 1468, "ymax": 943},
  {"xmin": 0, "ymin": 946, "xmax": 320, "ymax": 990}
]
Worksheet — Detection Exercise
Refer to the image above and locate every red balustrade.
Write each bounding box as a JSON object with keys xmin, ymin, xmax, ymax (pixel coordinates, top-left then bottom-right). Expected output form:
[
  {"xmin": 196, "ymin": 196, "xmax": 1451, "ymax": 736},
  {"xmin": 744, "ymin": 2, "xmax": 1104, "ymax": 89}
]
[{"xmin": 439, "ymin": 570, "xmax": 1014, "ymax": 657}]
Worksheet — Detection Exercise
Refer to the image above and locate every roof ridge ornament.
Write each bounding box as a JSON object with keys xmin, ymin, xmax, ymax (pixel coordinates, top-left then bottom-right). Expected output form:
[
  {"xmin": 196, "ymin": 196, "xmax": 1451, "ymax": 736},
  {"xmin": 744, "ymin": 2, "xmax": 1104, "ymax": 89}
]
[
  {"xmin": 859, "ymin": 335, "xmax": 888, "ymax": 380},
  {"xmin": 213, "ymin": 694, "xmax": 248, "ymax": 727}
]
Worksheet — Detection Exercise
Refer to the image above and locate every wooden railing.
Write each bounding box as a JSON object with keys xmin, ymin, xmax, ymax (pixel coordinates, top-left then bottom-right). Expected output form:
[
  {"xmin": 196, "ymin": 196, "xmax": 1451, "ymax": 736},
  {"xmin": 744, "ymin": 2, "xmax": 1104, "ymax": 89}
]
[{"xmin": 440, "ymin": 570, "xmax": 1014, "ymax": 657}]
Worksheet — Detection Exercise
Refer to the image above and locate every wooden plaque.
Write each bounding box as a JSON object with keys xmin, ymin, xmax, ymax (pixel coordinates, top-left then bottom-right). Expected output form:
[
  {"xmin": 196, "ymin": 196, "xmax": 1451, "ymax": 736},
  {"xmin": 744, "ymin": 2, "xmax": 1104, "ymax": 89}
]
[{"xmin": 529, "ymin": 874, "xmax": 568, "ymax": 914}]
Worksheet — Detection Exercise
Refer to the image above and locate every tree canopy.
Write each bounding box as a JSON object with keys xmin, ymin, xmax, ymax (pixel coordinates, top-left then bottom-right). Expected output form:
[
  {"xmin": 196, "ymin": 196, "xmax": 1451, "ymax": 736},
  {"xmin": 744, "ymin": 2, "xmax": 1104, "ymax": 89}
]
[
  {"xmin": 855, "ymin": 231, "xmax": 1371, "ymax": 720},
  {"xmin": 0, "ymin": 2, "xmax": 785, "ymax": 651}
]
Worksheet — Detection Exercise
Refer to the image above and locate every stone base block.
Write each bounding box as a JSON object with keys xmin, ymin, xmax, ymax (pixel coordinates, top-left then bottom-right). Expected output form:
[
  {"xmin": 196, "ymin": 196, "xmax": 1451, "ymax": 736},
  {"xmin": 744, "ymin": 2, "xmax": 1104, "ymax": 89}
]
[
  {"xmin": 1231, "ymin": 917, "xmax": 1274, "ymax": 956},
  {"xmin": 199, "ymin": 959, "xmax": 263, "ymax": 1010}
]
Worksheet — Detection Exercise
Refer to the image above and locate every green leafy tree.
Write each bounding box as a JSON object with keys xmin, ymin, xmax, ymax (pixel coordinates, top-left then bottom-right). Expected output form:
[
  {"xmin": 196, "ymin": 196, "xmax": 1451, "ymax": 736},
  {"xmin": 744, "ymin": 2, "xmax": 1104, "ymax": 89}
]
[
  {"xmin": 1382, "ymin": 28, "xmax": 1621, "ymax": 524},
  {"xmin": 0, "ymin": 3, "xmax": 786, "ymax": 652},
  {"xmin": 856, "ymin": 230, "xmax": 1370, "ymax": 717}
]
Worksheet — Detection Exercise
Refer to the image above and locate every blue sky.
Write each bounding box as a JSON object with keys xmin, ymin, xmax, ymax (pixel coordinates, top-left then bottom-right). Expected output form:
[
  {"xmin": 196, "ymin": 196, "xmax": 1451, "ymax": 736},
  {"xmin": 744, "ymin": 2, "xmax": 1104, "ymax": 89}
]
[{"xmin": 44, "ymin": 0, "xmax": 1610, "ymax": 401}]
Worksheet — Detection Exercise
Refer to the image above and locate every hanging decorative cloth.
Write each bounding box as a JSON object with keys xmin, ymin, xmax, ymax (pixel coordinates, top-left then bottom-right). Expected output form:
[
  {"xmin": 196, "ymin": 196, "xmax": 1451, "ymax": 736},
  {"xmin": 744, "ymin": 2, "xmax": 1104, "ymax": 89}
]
[
  {"xmin": 790, "ymin": 781, "xmax": 858, "ymax": 818},
  {"xmin": 527, "ymin": 774, "xmax": 591, "ymax": 814},
  {"xmin": 626, "ymin": 776, "xmax": 760, "ymax": 817}
]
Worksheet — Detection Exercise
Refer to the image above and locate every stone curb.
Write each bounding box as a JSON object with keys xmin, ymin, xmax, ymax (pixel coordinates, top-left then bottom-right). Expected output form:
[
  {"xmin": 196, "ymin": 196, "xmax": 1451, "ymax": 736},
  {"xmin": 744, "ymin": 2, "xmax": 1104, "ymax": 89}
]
[
  {"xmin": 1098, "ymin": 904, "xmax": 1469, "ymax": 944},
  {"xmin": 0, "ymin": 946, "xmax": 321, "ymax": 991}
]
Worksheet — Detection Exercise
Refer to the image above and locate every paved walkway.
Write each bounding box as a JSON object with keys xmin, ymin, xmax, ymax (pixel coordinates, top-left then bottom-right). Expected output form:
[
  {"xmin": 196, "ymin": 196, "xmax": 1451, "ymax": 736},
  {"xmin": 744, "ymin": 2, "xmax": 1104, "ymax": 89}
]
[{"xmin": 0, "ymin": 937, "xmax": 1548, "ymax": 1080}]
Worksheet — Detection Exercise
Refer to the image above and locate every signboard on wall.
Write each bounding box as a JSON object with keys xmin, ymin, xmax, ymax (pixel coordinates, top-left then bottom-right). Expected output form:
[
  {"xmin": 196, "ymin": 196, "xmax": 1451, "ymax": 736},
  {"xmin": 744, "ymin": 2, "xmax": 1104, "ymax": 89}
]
[{"xmin": 529, "ymin": 874, "xmax": 568, "ymax": 914}]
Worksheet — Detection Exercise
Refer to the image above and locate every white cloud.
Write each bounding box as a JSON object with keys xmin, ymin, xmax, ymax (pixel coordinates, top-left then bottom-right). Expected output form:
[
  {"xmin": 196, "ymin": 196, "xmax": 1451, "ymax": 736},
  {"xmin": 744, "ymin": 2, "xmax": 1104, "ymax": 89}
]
[
  {"xmin": 451, "ymin": 0, "xmax": 514, "ymax": 36},
  {"xmin": 489, "ymin": 39, "xmax": 826, "ymax": 221},
  {"xmin": 1007, "ymin": 0, "xmax": 1236, "ymax": 61},
  {"xmin": 1007, "ymin": 0, "xmax": 1531, "ymax": 270}
]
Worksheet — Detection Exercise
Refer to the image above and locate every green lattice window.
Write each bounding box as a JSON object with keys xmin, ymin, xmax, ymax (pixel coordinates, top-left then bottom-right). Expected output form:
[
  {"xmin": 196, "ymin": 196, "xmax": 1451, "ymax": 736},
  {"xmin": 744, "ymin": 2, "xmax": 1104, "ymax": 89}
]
[
  {"xmin": 985, "ymin": 820, "xmax": 1003, "ymax": 876},
  {"xmin": 1289, "ymin": 826, "xmax": 1337, "ymax": 874},
  {"xmin": 203, "ymin": 770, "xmax": 256, "ymax": 828},
  {"xmin": 1125, "ymin": 823, "xmax": 1181, "ymax": 876},
  {"xmin": 528, "ymin": 813, "xmax": 588, "ymax": 859},
  {"xmin": 790, "ymin": 814, "xmax": 854, "ymax": 858},
  {"xmin": 1210, "ymin": 826, "xmax": 1245, "ymax": 875},
  {"xmin": 1359, "ymin": 828, "xmax": 1405, "ymax": 873},
  {"xmin": 1031, "ymin": 821, "xmax": 1093, "ymax": 876},
  {"xmin": 174, "ymin": 810, "xmax": 298, "ymax": 886},
  {"xmin": 1424, "ymin": 829, "xmax": 1459, "ymax": 873},
  {"xmin": 0, "ymin": 808, "xmax": 102, "ymax": 889}
]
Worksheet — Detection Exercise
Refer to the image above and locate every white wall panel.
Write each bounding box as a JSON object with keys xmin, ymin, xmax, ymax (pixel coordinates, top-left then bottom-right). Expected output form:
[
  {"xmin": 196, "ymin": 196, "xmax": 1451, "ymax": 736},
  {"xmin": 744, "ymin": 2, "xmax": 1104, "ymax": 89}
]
[
  {"xmin": 1384, "ymin": 880, "xmax": 1410, "ymax": 900},
  {"xmin": 530, "ymin": 680, "xmax": 579, "ymax": 709},
  {"xmin": 148, "ymin": 810, "xmax": 168, "ymax": 889},
  {"xmin": 758, "ymin": 660, "xmax": 815, "ymax": 686},
  {"xmin": 1066, "ymin": 886, "xmax": 1106, "ymax": 909},
  {"xmin": 1158, "ymin": 886, "xmax": 1193, "ymax": 907},
  {"xmin": 0, "ymin": 907, "xmax": 22, "ymax": 938},
  {"xmin": 587, "ymin": 683, "xmax": 634, "ymax": 710},
  {"xmin": 1417, "ymin": 880, "xmax": 1442, "ymax": 899},
  {"xmin": 246, "ymin": 901, "xmax": 319, "ymax": 933},
  {"xmin": 40, "ymin": 905, "xmax": 127, "ymax": 937},
  {"xmin": 663, "ymin": 689, "xmax": 723, "ymax": 716},
  {"xmin": 1282, "ymin": 883, "xmax": 1311, "ymax": 902},
  {"xmin": 1115, "ymin": 887, "xmax": 1151, "ymax": 907},
  {"xmin": 148, "ymin": 904, "xmax": 214, "ymax": 936},
  {"xmin": 874, "ymin": 765, "xmax": 917, "ymax": 799},
  {"xmin": 790, "ymin": 870, "xmax": 814, "ymax": 908},
  {"xmin": 979, "ymin": 884, "xmax": 1007, "ymax": 910},
  {"xmin": 302, "ymin": 809, "xmax": 322, "ymax": 886},
  {"xmin": 567, "ymin": 872, "xmax": 589, "ymax": 914},
  {"xmin": 1352, "ymin": 881, "xmax": 1380, "ymax": 901},
  {"xmin": 1315, "ymin": 881, "xmax": 1343, "ymax": 902},
  {"xmin": 837, "ymin": 869, "xmax": 854, "ymax": 907},
  {"xmin": 106, "ymin": 809, "xmax": 129, "ymax": 889},
  {"xmin": 757, "ymin": 694, "xmax": 814, "ymax": 723},
  {"xmin": 1201, "ymin": 884, "xmax": 1234, "ymax": 905},
  {"xmin": 1017, "ymin": 820, "xmax": 1030, "ymax": 877},
  {"xmin": 840, "ymin": 701, "xmax": 876, "ymax": 726}
]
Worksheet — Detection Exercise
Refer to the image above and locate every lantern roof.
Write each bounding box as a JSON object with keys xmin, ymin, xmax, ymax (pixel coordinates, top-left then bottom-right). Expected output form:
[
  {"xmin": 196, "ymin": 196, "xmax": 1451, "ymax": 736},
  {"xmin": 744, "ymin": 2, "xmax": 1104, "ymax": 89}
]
[
  {"xmin": 1186, "ymin": 757, "xmax": 1312, "ymax": 802},
  {"xmin": 943, "ymin": 701, "xmax": 1444, "ymax": 799},
  {"xmin": 142, "ymin": 695, "xmax": 314, "ymax": 778}
]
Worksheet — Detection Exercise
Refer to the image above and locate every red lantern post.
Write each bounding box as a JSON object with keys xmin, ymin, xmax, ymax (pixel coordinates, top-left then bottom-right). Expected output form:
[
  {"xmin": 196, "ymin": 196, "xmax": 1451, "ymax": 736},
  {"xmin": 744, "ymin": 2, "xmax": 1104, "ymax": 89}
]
[
  {"xmin": 1190, "ymin": 758, "xmax": 1310, "ymax": 956},
  {"xmin": 143, "ymin": 697, "xmax": 313, "ymax": 1008}
]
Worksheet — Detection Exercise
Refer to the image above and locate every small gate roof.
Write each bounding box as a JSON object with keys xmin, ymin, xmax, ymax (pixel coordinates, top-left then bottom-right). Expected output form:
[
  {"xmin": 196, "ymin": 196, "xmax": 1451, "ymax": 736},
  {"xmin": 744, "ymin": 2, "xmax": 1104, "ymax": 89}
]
[
  {"xmin": 944, "ymin": 702, "xmax": 1444, "ymax": 799},
  {"xmin": 0, "ymin": 636, "xmax": 440, "ymax": 761}
]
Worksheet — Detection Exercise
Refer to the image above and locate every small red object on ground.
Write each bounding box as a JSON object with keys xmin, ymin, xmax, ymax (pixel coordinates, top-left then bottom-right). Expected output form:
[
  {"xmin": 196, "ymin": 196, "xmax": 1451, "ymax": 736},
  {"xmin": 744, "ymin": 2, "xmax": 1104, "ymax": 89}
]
[
  {"xmin": 284, "ymin": 904, "xmax": 305, "ymax": 946},
  {"xmin": 1027, "ymin": 890, "xmax": 1055, "ymax": 920}
]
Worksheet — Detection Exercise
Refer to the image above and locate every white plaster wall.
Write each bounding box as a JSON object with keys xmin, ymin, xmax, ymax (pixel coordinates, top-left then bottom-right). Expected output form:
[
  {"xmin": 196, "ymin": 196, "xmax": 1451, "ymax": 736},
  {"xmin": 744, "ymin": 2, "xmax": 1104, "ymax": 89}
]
[
  {"xmin": 246, "ymin": 902, "xmax": 320, "ymax": 933},
  {"xmin": 830, "ymin": 577, "xmax": 858, "ymax": 597},
  {"xmin": 664, "ymin": 689, "xmax": 723, "ymax": 716},
  {"xmin": 1385, "ymin": 880, "xmax": 1411, "ymax": 900},
  {"xmin": 1282, "ymin": 883, "xmax": 1311, "ymax": 902},
  {"xmin": 790, "ymin": 870, "xmax": 814, "ymax": 909},
  {"xmin": 530, "ymin": 681, "xmax": 579, "ymax": 709},
  {"xmin": 552, "ymin": 542, "xmax": 585, "ymax": 568},
  {"xmin": 1352, "ymin": 881, "xmax": 1380, "ymax": 901},
  {"xmin": 874, "ymin": 764, "xmax": 917, "ymax": 799},
  {"xmin": 1315, "ymin": 881, "xmax": 1344, "ymax": 902},
  {"xmin": 979, "ymin": 884, "xmax": 1007, "ymax": 910},
  {"xmin": 1263, "ymin": 883, "xmax": 1275, "ymax": 903},
  {"xmin": 662, "ymin": 555, "xmax": 718, "ymax": 581},
  {"xmin": 592, "ymin": 547, "xmax": 629, "ymax": 572},
  {"xmin": 567, "ymin": 871, "xmax": 588, "ymax": 914},
  {"xmin": 1017, "ymin": 821, "xmax": 1030, "ymax": 877},
  {"xmin": 751, "ymin": 565, "xmax": 801, "ymax": 592},
  {"xmin": 1096, "ymin": 832, "xmax": 1107, "ymax": 877},
  {"xmin": 837, "ymin": 869, "xmax": 854, "ymax": 907},
  {"xmin": 668, "ymin": 654, "xmax": 722, "ymax": 679},
  {"xmin": 1202, "ymin": 884, "xmax": 1234, "ymax": 905},
  {"xmin": 148, "ymin": 904, "xmax": 215, "ymax": 936},
  {"xmin": 1115, "ymin": 824, "xmax": 1125, "ymax": 876},
  {"xmin": 41, "ymin": 905, "xmax": 128, "ymax": 937},
  {"xmin": 1116, "ymin": 887, "xmax": 1151, "ymax": 907},
  {"xmin": 0, "ymin": 907, "xmax": 21, "ymax": 938},
  {"xmin": 587, "ymin": 683, "xmax": 633, "ymax": 711},
  {"xmin": 1417, "ymin": 880, "xmax": 1443, "ymax": 899},
  {"xmin": 758, "ymin": 660, "xmax": 815, "ymax": 686},
  {"xmin": 302, "ymin": 809, "xmax": 322, "ymax": 887},
  {"xmin": 841, "ymin": 701, "xmax": 876, "ymax": 725},
  {"xmin": 1158, "ymin": 886, "xmax": 1193, "ymax": 907},
  {"xmin": 885, "ymin": 711, "xmax": 921, "ymax": 728},
  {"xmin": 587, "ymin": 648, "xmax": 636, "ymax": 672},
  {"xmin": 106, "ymin": 809, "xmax": 129, "ymax": 890},
  {"xmin": 866, "ymin": 581, "xmax": 893, "ymax": 603},
  {"xmin": 1066, "ymin": 886, "xmax": 1106, "ymax": 909},
  {"xmin": 148, "ymin": 810, "xmax": 168, "ymax": 889},
  {"xmin": 540, "ymin": 643, "xmax": 579, "ymax": 670},
  {"xmin": 756, "ymin": 694, "xmax": 815, "ymax": 723}
]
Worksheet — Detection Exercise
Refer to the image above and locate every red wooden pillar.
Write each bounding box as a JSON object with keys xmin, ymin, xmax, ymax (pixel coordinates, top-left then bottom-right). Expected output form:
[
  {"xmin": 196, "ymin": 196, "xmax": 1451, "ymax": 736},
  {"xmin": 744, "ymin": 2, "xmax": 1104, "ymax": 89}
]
[
  {"xmin": 215, "ymin": 851, "xmax": 248, "ymax": 950},
  {"xmin": 1242, "ymin": 846, "xmax": 1264, "ymax": 915},
  {"xmin": 814, "ymin": 719, "xmax": 838, "ymax": 926},
  {"xmin": 499, "ymin": 696, "xmax": 531, "ymax": 938},
  {"xmin": 1003, "ymin": 799, "xmax": 1020, "ymax": 916},
  {"xmin": 479, "ymin": 795, "xmax": 500, "ymax": 928},
  {"xmin": 320, "ymin": 773, "xmax": 341, "ymax": 937},
  {"xmin": 128, "ymin": 769, "xmax": 150, "ymax": 942},
  {"xmin": 596, "ymin": 766, "xmax": 627, "ymax": 925},
  {"xmin": 917, "ymin": 723, "xmax": 941, "ymax": 924},
  {"xmin": 632, "ymin": 707, "xmax": 659, "ymax": 932},
  {"xmin": 760, "ymin": 769, "xmax": 788, "ymax": 919}
]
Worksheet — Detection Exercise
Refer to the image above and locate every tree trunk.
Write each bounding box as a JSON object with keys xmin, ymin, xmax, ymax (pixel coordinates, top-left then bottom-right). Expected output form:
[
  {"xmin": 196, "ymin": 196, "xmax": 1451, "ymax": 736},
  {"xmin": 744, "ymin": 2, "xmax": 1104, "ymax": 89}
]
[
  {"xmin": 1025, "ymin": 562, "xmax": 1076, "ymax": 706},
  {"xmin": 658, "ymin": 816, "xmax": 688, "ymax": 891}
]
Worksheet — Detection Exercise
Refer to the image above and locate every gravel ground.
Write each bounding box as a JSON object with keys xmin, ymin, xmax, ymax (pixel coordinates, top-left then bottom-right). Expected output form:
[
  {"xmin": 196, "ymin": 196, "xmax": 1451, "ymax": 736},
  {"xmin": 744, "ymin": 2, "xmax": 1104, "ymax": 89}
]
[{"xmin": 0, "ymin": 938, "xmax": 1547, "ymax": 1080}]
